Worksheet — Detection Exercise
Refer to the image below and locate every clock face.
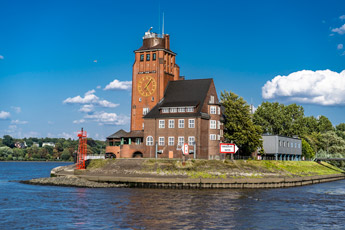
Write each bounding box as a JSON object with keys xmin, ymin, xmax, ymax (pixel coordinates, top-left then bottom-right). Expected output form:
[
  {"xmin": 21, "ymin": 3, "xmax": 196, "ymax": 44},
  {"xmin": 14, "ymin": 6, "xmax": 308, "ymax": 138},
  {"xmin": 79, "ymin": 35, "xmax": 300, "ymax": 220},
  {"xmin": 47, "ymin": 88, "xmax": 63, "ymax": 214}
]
[{"xmin": 138, "ymin": 75, "xmax": 157, "ymax": 97}]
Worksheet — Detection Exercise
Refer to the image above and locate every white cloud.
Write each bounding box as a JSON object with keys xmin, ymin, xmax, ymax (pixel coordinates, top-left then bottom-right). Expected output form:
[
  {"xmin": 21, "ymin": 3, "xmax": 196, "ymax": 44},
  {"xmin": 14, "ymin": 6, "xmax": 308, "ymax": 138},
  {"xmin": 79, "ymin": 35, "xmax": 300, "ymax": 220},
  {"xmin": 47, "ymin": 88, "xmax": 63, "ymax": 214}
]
[
  {"xmin": 73, "ymin": 119, "xmax": 86, "ymax": 124},
  {"xmin": 340, "ymin": 15, "xmax": 345, "ymax": 20},
  {"xmin": 96, "ymin": 85, "xmax": 101, "ymax": 89},
  {"xmin": 104, "ymin": 79, "xmax": 132, "ymax": 91},
  {"xmin": 63, "ymin": 90, "xmax": 118, "ymax": 108},
  {"xmin": 262, "ymin": 69, "xmax": 345, "ymax": 106},
  {"xmin": 0, "ymin": 55, "xmax": 3, "ymax": 60},
  {"xmin": 58, "ymin": 132, "xmax": 75, "ymax": 139},
  {"xmin": 93, "ymin": 60, "xmax": 98, "ymax": 63},
  {"xmin": 79, "ymin": 104, "xmax": 94, "ymax": 113},
  {"xmin": 11, "ymin": 120, "xmax": 28, "ymax": 125},
  {"xmin": 338, "ymin": 44, "xmax": 344, "ymax": 50},
  {"xmin": 11, "ymin": 106, "xmax": 21, "ymax": 113},
  {"xmin": 332, "ymin": 24, "xmax": 345, "ymax": 35},
  {"xmin": 85, "ymin": 112, "xmax": 130, "ymax": 125},
  {"xmin": 0, "ymin": 111, "xmax": 10, "ymax": 119}
]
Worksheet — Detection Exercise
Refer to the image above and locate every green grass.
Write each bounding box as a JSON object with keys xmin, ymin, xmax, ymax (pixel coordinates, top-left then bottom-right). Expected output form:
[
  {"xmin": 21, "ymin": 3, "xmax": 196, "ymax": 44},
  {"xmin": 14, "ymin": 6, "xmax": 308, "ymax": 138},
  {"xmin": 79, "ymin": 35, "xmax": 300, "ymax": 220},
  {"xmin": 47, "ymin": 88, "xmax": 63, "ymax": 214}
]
[{"xmin": 86, "ymin": 159, "xmax": 111, "ymax": 169}]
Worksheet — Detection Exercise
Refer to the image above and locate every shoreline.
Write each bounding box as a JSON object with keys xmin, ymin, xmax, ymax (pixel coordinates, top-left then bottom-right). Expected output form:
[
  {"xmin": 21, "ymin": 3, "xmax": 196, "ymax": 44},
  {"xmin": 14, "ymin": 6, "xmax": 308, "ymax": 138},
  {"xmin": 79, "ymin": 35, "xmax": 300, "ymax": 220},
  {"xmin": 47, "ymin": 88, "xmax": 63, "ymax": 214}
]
[{"xmin": 21, "ymin": 159, "xmax": 345, "ymax": 189}]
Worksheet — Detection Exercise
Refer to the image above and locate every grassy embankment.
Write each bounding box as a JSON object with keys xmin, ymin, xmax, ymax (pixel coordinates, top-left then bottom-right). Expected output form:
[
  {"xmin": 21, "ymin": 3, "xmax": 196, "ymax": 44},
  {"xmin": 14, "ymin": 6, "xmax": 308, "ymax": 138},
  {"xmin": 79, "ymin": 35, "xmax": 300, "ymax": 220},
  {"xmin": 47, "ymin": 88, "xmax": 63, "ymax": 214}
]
[{"xmin": 86, "ymin": 159, "xmax": 344, "ymax": 179}]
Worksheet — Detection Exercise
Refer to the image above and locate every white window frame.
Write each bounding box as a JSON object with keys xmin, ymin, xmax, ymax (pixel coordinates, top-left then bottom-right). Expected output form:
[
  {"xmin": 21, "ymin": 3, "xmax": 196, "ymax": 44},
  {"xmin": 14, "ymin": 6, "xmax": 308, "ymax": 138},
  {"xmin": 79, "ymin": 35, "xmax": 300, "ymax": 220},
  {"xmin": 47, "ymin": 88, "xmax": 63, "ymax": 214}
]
[
  {"xmin": 210, "ymin": 106, "xmax": 216, "ymax": 114},
  {"xmin": 168, "ymin": 119, "xmax": 174, "ymax": 128},
  {"xmin": 170, "ymin": 107, "xmax": 177, "ymax": 113},
  {"xmin": 178, "ymin": 119, "xmax": 185, "ymax": 128},
  {"xmin": 159, "ymin": 120, "xmax": 165, "ymax": 128},
  {"xmin": 218, "ymin": 107, "xmax": 220, "ymax": 115},
  {"xmin": 168, "ymin": 137, "xmax": 174, "ymax": 146},
  {"xmin": 178, "ymin": 136, "xmax": 184, "ymax": 146},
  {"xmin": 178, "ymin": 107, "xmax": 185, "ymax": 113},
  {"xmin": 188, "ymin": 136, "xmax": 195, "ymax": 146},
  {"xmin": 217, "ymin": 121, "xmax": 220, "ymax": 129},
  {"xmin": 146, "ymin": 136, "xmax": 153, "ymax": 146},
  {"xmin": 143, "ymin": 107, "xmax": 149, "ymax": 115},
  {"xmin": 188, "ymin": 119, "xmax": 195, "ymax": 128},
  {"xmin": 217, "ymin": 135, "xmax": 220, "ymax": 140},
  {"xmin": 210, "ymin": 120, "xmax": 216, "ymax": 129},
  {"xmin": 186, "ymin": 107, "xmax": 194, "ymax": 112},
  {"xmin": 210, "ymin": 95, "xmax": 214, "ymax": 103},
  {"xmin": 158, "ymin": 137, "xmax": 165, "ymax": 146},
  {"xmin": 162, "ymin": 108, "xmax": 169, "ymax": 113},
  {"xmin": 210, "ymin": 134, "xmax": 216, "ymax": 140}
]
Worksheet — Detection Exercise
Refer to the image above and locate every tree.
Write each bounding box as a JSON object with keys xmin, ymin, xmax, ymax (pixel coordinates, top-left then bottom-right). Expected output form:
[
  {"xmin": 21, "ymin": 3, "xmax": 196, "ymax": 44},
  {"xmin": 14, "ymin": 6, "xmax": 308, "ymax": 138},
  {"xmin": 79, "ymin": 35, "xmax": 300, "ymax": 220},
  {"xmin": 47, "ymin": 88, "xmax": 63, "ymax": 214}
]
[
  {"xmin": 221, "ymin": 90, "xmax": 263, "ymax": 155},
  {"xmin": 336, "ymin": 123, "xmax": 345, "ymax": 132},
  {"xmin": 3, "ymin": 135, "xmax": 15, "ymax": 148},
  {"xmin": 303, "ymin": 116, "xmax": 319, "ymax": 134},
  {"xmin": 318, "ymin": 115, "xmax": 333, "ymax": 133},
  {"xmin": 319, "ymin": 131, "xmax": 345, "ymax": 155},
  {"xmin": 253, "ymin": 102, "xmax": 305, "ymax": 137},
  {"xmin": 302, "ymin": 139, "xmax": 315, "ymax": 160}
]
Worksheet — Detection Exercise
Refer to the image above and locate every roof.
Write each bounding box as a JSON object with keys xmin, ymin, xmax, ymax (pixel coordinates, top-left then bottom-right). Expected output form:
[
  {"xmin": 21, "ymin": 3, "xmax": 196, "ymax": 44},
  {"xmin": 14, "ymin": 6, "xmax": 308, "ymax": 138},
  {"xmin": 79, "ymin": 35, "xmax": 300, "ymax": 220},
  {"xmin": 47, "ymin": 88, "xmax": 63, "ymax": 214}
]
[
  {"xmin": 106, "ymin": 129, "xmax": 128, "ymax": 139},
  {"xmin": 144, "ymin": 78, "xmax": 213, "ymax": 119},
  {"xmin": 125, "ymin": 130, "xmax": 144, "ymax": 138}
]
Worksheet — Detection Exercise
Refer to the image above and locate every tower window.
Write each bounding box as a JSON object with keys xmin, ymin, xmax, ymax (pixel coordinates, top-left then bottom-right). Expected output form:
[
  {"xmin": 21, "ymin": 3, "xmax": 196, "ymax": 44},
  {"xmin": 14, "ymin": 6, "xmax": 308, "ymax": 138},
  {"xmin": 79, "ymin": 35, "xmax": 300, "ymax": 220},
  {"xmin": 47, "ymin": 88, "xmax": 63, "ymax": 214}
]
[
  {"xmin": 153, "ymin": 53, "xmax": 156, "ymax": 60},
  {"xmin": 139, "ymin": 97, "xmax": 142, "ymax": 102},
  {"xmin": 143, "ymin": 107, "xmax": 149, "ymax": 115},
  {"xmin": 140, "ymin": 54, "xmax": 144, "ymax": 61},
  {"xmin": 146, "ymin": 54, "xmax": 150, "ymax": 61},
  {"xmin": 151, "ymin": 97, "xmax": 154, "ymax": 101}
]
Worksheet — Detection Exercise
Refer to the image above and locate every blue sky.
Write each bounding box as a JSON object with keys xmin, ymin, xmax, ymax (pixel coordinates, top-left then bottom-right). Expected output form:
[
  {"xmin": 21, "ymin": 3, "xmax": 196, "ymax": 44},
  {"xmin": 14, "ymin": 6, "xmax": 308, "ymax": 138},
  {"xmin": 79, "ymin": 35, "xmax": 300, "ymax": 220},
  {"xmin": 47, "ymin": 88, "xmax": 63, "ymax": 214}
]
[{"xmin": 1, "ymin": 0, "xmax": 345, "ymax": 140}]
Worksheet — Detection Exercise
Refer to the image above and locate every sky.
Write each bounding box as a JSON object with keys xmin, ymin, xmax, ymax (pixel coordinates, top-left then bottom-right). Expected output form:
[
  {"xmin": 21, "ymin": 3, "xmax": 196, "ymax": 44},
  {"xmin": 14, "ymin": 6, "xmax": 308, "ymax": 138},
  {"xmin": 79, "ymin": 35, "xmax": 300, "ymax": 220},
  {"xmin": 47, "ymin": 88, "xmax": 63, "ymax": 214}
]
[{"xmin": 1, "ymin": 0, "xmax": 345, "ymax": 140}]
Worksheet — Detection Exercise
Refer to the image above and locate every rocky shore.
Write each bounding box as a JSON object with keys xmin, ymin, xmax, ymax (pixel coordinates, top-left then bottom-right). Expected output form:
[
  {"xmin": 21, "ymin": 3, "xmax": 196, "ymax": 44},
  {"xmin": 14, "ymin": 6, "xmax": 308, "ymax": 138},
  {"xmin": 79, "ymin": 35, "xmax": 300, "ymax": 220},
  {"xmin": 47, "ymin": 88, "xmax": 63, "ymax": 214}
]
[{"xmin": 22, "ymin": 176, "xmax": 127, "ymax": 188}]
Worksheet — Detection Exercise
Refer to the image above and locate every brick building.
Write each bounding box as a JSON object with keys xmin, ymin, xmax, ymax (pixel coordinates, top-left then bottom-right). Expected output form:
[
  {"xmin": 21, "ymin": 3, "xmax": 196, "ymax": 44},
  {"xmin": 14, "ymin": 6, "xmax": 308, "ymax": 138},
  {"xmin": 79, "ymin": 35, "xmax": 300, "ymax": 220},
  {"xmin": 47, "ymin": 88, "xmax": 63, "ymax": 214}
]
[{"xmin": 106, "ymin": 29, "xmax": 223, "ymax": 159}]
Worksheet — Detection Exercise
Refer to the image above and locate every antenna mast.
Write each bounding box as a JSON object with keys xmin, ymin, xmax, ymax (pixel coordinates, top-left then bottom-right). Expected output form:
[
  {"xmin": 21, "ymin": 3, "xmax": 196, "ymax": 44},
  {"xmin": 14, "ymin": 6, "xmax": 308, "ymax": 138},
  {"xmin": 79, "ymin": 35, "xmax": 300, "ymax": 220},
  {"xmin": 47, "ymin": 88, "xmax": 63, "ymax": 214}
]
[{"xmin": 162, "ymin": 12, "xmax": 164, "ymax": 36}]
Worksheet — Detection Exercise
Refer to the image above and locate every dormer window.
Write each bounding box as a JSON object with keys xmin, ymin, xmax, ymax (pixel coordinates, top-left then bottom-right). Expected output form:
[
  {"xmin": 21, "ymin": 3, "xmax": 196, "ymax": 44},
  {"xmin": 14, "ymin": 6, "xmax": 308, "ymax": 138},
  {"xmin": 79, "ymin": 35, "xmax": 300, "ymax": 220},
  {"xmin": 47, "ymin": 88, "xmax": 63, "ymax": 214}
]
[
  {"xmin": 140, "ymin": 54, "xmax": 144, "ymax": 61},
  {"xmin": 146, "ymin": 54, "xmax": 150, "ymax": 61},
  {"xmin": 178, "ymin": 107, "xmax": 185, "ymax": 113},
  {"xmin": 153, "ymin": 53, "xmax": 156, "ymax": 60},
  {"xmin": 162, "ymin": 108, "xmax": 169, "ymax": 113},
  {"xmin": 170, "ymin": 108, "xmax": 177, "ymax": 113},
  {"xmin": 186, "ymin": 107, "xmax": 194, "ymax": 112}
]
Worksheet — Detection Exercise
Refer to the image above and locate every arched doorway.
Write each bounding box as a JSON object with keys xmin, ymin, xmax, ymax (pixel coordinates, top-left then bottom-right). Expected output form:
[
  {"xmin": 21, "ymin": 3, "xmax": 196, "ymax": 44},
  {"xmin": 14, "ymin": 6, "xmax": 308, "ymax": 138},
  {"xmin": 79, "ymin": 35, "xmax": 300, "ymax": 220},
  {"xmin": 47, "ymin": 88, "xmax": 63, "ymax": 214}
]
[{"xmin": 132, "ymin": 152, "xmax": 143, "ymax": 158}]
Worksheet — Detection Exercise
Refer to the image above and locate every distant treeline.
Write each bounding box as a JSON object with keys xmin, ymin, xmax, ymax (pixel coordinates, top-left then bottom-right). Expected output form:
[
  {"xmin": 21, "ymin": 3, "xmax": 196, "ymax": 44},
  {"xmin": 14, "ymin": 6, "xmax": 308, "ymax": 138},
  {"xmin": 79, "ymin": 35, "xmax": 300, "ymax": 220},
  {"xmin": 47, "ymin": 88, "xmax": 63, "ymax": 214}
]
[{"xmin": 0, "ymin": 136, "xmax": 106, "ymax": 161}]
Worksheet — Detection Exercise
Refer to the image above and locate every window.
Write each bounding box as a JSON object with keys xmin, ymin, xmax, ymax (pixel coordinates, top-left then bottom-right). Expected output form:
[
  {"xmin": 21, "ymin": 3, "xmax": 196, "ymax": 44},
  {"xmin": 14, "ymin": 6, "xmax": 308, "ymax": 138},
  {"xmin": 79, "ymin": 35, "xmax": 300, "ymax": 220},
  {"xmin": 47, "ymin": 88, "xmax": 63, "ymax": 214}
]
[
  {"xmin": 139, "ymin": 97, "xmax": 142, "ymax": 102},
  {"xmin": 143, "ymin": 107, "xmax": 149, "ymax": 115},
  {"xmin": 210, "ymin": 120, "xmax": 216, "ymax": 129},
  {"xmin": 146, "ymin": 136, "xmax": 153, "ymax": 146},
  {"xmin": 189, "ymin": 119, "xmax": 195, "ymax": 128},
  {"xmin": 178, "ymin": 136, "xmax": 184, "ymax": 146},
  {"xmin": 142, "ymin": 123, "xmax": 144, "ymax": 129},
  {"xmin": 140, "ymin": 54, "xmax": 144, "ymax": 61},
  {"xmin": 178, "ymin": 119, "xmax": 185, "ymax": 128},
  {"xmin": 188, "ymin": 136, "xmax": 195, "ymax": 145},
  {"xmin": 217, "ymin": 135, "xmax": 220, "ymax": 140},
  {"xmin": 283, "ymin": 141, "xmax": 286, "ymax": 147},
  {"xmin": 298, "ymin": 143, "xmax": 301, "ymax": 148},
  {"xmin": 162, "ymin": 108, "xmax": 169, "ymax": 113},
  {"xmin": 151, "ymin": 97, "xmax": 154, "ymax": 102},
  {"xmin": 136, "ymin": 138, "xmax": 141, "ymax": 145},
  {"xmin": 210, "ymin": 134, "xmax": 216, "ymax": 140},
  {"xmin": 178, "ymin": 107, "xmax": 185, "ymax": 112},
  {"xmin": 159, "ymin": 120, "xmax": 165, "ymax": 128},
  {"xmin": 279, "ymin": 140, "xmax": 281, "ymax": 147},
  {"xmin": 186, "ymin": 107, "xmax": 194, "ymax": 112},
  {"xmin": 168, "ymin": 137, "xmax": 174, "ymax": 146},
  {"xmin": 218, "ymin": 107, "xmax": 220, "ymax": 115},
  {"xmin": 170, "ymin": 107, "xmax": 177, "ymax": 113},
  {"xmin": 287, "ymin": 142, "xmax": 289, "ymax": 147},
  {"xmin": 210, "ymin": 95, "xmax": 214, "ymax": 103},
  {"xmin": 169, "ymin": 119, "xmax": 174, "ymax": 128},
  {"xmin": 146, "ymin": 54, "xmax": 150, "ymax": 61},
  {"xmin": 210, "ymin": 106, "xmax": 216, "ymax": 114},
  {"xmin": 159, "ymin": 137, "xmax": 164, "ymax": 146},
  {"xmin": 153, "ymin": 53, "xmax": 156, "ymax": 60},
  {"xmin": 217, "ymin": 121, "xmax": 220, "ymax": 129}
]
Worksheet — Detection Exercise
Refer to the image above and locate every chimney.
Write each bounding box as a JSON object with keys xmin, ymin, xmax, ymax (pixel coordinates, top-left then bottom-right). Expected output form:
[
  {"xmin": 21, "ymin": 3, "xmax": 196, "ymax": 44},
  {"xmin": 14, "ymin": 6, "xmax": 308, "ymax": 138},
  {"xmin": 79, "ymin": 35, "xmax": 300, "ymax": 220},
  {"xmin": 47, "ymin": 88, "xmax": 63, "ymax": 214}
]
[{"xmin": 164, "ymin": 34, "xmax": 170, "ymax": 50}]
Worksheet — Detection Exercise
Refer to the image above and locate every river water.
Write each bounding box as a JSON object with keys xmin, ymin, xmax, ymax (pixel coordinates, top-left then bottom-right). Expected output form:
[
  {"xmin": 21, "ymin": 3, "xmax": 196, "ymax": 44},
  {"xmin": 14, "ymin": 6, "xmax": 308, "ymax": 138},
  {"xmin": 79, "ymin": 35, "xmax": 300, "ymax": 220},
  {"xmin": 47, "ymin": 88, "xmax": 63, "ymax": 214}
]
[{"xmin": 1, "ymin": 162, "xmax": 345, "ymax": 229}]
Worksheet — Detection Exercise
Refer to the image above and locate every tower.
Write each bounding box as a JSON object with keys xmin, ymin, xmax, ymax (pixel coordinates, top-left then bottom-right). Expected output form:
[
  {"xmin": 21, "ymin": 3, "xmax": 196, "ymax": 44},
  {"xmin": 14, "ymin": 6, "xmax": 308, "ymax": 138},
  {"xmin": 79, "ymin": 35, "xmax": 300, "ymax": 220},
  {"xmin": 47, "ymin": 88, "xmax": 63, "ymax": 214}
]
[{"xmin": 130, "ymin": 29, "xmax": 182, "ymax": 131}]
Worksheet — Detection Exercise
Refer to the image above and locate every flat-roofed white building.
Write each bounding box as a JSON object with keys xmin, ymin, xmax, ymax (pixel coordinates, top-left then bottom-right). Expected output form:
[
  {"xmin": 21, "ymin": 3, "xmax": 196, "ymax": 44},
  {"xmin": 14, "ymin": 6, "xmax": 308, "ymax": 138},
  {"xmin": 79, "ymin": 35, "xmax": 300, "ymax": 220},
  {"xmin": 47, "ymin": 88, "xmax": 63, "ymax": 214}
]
[{"xmin": 262, "ymin": 134, "xmax": 302, "ymax": 161}]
